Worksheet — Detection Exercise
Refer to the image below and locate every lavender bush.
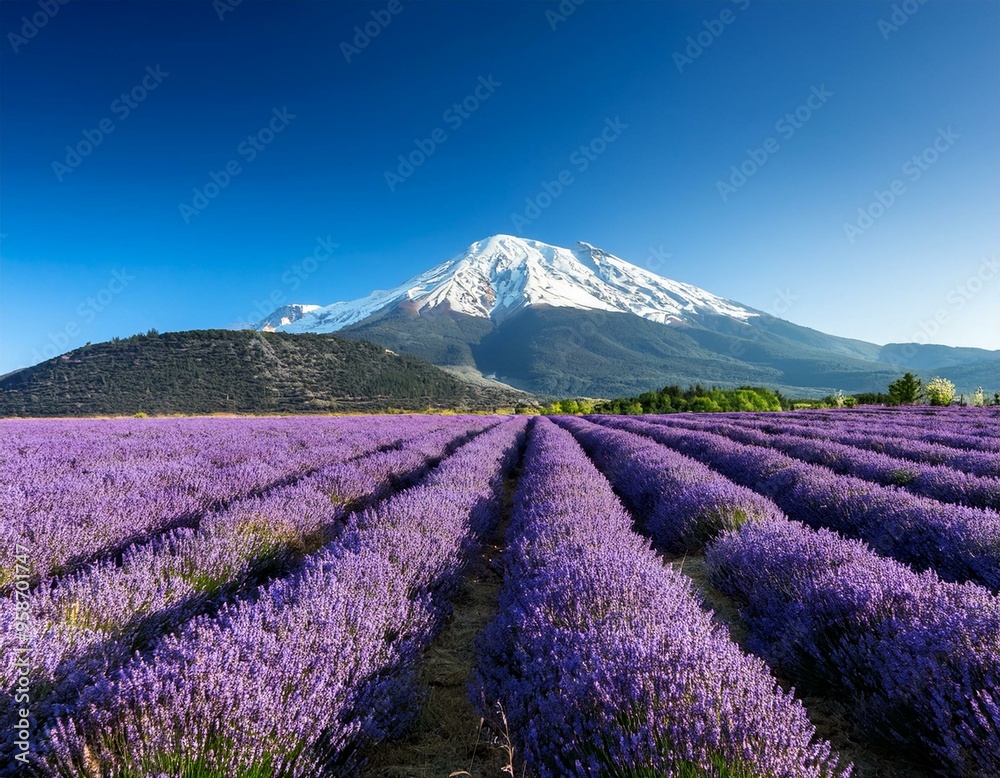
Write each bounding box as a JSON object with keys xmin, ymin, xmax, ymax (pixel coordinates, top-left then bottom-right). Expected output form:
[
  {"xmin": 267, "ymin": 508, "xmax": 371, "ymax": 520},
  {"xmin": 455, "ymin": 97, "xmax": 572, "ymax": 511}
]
[
  {"xmin": 720, "ymin": 407, "xmax": 1000, "ymax": 453},
  {"xmin": 0, "ymin": 416, "xmax": 433, "ymax": 584},
  {"xmin": 706, "ymin": 518, "xmax": 1000, "ymax": 777},
  {"xmin": 554, "ymin": 415, "xmax": 783, "ymax": 551},
  {"xmin": 656, "ymin": 414, "xmax": 1000, "ymax": 507},
  {"xmin": 0, "ymin": 418, "xmax": 485, "ymax": 757},
  {"xmin": 473, "ymin": 418, "xmax": 848, "ymax": 778},
  {"xmin": 595, "ymin": 416, "xmax": 1000, "ymax": 590},
  {"xmin": 32, "ymin": 418, "xmax": 527, "ymax": 776},
  {"xmin": 709, "ymin": 413, "xmax": 1000, "ymax": 478}
]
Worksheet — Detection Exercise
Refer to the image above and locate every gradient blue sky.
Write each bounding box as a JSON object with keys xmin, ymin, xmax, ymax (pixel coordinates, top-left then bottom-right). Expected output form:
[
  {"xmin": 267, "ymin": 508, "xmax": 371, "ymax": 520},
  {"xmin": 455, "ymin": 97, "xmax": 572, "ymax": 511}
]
[{"xmin": 2, "ymin": 0, "xmax": 998, "ymax": 373}]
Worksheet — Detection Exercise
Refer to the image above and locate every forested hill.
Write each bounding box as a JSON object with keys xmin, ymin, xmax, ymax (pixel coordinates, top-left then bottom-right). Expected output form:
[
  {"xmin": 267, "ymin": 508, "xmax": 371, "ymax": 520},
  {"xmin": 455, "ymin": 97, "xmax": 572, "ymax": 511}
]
[{"xmin": 0, "ymin": 330, "xmax": 528, "ymax": 417}]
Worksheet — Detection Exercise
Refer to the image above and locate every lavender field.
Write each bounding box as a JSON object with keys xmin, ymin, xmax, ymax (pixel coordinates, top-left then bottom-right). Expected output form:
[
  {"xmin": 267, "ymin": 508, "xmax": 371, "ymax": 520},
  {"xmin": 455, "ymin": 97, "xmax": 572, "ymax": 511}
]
[{"xmin": 3, "ymin": 409, "xmax": 999, "ymax": 777}]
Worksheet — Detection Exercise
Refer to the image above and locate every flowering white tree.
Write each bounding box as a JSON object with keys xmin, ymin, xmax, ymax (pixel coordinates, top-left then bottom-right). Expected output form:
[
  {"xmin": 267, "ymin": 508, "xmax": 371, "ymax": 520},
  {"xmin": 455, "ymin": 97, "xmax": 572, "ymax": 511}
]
[{"xmin": 926, "ymin": 377, "xmax": 956, "ymax": 406}]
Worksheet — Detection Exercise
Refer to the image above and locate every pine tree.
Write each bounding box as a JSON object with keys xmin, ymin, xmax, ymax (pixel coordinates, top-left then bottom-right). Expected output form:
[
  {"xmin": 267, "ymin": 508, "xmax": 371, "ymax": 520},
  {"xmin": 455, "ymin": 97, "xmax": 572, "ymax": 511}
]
[{"xmin": 888, "ymin": 373, "xmax": 924, "ymax": 405}]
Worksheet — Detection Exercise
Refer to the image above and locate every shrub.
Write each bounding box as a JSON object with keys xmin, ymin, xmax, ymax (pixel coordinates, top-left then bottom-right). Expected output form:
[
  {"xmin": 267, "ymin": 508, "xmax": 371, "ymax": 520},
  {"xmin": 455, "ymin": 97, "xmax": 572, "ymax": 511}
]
[
  {"xmin": 823, "ymin": 390, "xmax": 846, "ymax": 409},
  {"xmin": 925, "ymin": 377, "xmax": 956, "ymax": 407},
  {"xmin": 689, "ymin": 396, "xmax": 723, "ymax": 413}
]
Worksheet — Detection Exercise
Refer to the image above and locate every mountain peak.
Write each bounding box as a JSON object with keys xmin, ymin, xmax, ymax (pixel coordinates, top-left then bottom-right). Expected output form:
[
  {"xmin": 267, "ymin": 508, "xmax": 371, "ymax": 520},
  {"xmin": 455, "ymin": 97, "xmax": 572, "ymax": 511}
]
[
  {"xmin": 256, "ymin": 303, "xmax": 321, "ymax": 331},
  {"xmin": 255, "ymin": 236, "xmax": 759, "ymax": 333}
]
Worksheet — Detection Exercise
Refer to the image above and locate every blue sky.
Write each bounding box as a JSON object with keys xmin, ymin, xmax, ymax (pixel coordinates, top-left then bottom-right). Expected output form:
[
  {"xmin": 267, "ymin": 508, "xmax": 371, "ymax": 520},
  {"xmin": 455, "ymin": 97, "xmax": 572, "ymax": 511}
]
[{"xmin": 1, "ymin": 0, "xmax": 998, "ymax": 373}]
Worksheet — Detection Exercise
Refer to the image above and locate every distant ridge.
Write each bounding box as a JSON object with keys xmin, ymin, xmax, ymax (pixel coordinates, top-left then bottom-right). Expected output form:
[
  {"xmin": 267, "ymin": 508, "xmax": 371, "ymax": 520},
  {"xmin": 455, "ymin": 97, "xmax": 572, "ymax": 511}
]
[{"xmin": 0, "ymin": 330, "xmax": 529, "ymax": 417}]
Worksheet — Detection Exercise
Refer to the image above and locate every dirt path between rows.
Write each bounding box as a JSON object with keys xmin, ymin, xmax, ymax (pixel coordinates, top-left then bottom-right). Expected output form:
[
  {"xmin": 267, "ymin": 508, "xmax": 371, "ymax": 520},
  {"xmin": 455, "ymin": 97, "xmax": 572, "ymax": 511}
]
[{"xmin": 361, "ymin": 478, "xmax": 519, "ymax": 778}]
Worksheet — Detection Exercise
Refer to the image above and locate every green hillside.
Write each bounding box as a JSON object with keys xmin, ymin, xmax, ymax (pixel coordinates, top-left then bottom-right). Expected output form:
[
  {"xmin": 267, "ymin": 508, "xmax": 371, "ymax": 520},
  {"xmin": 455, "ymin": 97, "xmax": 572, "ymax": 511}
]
[{"xmin": 0, "ymin": 330, "xmax": 528, "ymax": 417}]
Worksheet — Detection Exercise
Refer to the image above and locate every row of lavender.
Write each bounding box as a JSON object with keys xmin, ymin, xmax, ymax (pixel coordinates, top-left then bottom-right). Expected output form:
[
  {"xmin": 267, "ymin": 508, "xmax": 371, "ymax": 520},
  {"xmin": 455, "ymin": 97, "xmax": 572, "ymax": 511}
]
[
  {"xmin": 792, "ymin": 406, "xmax": 1000, "ymax": 441},
  {"xmin": 715, "ymin": 407, "xmax": 1000, "ymax": 466},
  {"xmin": 595, "ymin": 415, "xmax": 1000, "ymax": 591},
  {"xmin": 0, "ymin": 417, "xmax": 438, "ymax": 584},
  {"xmin": 7, "ymin": 409, "xmax": 997, "ymax": 775},
  {"xmin": 5, "ymin": 415, "xmax": 843, "ymax": 777},
  {"xmin": 787, "ymin": 405, "xmax": 1000, "ymax": 434},
  {"xmin": 11, "ymin": 418, "xmax": 527, "ymax": 774},
  {"xmin": 1, "ymin": 416, "xmax": 489, "ymax": 759},
  {"xmin": 700, "ymin": 411, "xmax": 1000, "ymax": 478},
  {"xmin": 650, "ymin": 414, "xmax": 1000, "ymax": 509},
  {"xmin": 13, "ymin": 416, "xmax": 835, "ymax": 776},
  {"xmin": 474, "ymin": 419, "xmax": 847, "ymax": 776},
  {"xmin": 561, "ymin": 415, "xmax": 1000, "ymax": 776}
]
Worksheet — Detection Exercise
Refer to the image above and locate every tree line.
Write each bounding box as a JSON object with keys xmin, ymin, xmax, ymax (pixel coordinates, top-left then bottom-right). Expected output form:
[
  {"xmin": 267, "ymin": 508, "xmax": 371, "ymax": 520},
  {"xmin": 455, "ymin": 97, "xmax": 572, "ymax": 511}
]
[{"xmin": 524, "ymin": 374, "xmax": 998, "ymax": 417}]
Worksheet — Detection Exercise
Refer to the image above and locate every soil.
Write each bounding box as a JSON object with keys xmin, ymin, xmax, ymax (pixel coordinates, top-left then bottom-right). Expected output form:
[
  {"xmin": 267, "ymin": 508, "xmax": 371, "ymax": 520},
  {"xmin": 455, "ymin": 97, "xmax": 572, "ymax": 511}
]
[{"xmin": 360, "ymin": 478, "xmax": 520, "ymax": 778}]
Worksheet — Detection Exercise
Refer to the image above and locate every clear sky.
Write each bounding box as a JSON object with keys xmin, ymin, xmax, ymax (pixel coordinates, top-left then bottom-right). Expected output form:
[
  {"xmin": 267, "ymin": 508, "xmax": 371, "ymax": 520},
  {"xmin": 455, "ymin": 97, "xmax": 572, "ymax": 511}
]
[{"xmin": 2, "ymin": 0, "xmax": 998, "ymax": 373}]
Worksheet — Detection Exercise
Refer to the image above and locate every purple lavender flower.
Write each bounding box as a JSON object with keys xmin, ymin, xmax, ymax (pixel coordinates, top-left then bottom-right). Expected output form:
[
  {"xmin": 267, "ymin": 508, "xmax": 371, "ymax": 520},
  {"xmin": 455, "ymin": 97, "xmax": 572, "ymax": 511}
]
[
  {"xmin": 707, "ymin": 517, "xmax": 1000, "ymax": 777},
  {"xmin": 472, "ymin": 418, "xmax": 849, "ymax": 778},
  {"xmin": 594, "ymin": 415, "xmax": 1000, "ymax": 590}
]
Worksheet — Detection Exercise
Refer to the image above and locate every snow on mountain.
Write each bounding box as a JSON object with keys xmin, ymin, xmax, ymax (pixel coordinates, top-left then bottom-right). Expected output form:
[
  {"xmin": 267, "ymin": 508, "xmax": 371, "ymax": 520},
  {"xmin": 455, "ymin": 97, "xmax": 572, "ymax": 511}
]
[
  {"xmin": 256, "ymin": 304, "xmax": 322, "ymax": 331},
  {"xmin": 256, "ymin": 235, "xmax": 759, "ymax": 333}
]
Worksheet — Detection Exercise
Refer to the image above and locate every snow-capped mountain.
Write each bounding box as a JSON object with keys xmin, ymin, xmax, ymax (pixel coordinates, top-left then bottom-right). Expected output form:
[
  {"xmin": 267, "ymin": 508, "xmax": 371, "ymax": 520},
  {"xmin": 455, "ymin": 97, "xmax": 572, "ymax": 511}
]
[
  {"xmin": 249, "ymin": 234, "xmax": 999, "ymax": 398},
  {"xmin": 257, "ymin": 235, "xmax": 759, "ymax": 333},
  {"xmin": 257, "ymin": 304, "xmax": 321, "ymax": 331}
]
